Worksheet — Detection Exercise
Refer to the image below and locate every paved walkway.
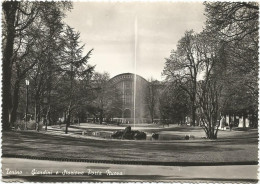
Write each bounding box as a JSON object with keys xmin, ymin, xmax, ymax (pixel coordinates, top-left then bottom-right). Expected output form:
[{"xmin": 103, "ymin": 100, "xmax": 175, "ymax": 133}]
[{"xmin": 2, "ymin": 158, "xmax": 258, "ymax": 182}]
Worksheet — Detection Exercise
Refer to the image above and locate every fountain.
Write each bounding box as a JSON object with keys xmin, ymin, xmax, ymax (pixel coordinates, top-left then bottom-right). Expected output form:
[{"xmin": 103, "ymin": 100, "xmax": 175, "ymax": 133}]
[{"xmin": 133, "ymin": 15, "xmax": 138, "ymax": 129}]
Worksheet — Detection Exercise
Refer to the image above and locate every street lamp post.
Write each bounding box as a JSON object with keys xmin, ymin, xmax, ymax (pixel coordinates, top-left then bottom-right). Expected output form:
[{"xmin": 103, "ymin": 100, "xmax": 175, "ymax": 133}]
[{"xmin": 25, "ymin": 79, "xmax": 29, "ymax": 130}]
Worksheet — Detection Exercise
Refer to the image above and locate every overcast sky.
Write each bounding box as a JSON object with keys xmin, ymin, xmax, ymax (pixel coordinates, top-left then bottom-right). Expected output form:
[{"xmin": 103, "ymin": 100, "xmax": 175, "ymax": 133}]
[{"xmin": 64, "ymin": 2, "xmax": 206, "ymax": 81}]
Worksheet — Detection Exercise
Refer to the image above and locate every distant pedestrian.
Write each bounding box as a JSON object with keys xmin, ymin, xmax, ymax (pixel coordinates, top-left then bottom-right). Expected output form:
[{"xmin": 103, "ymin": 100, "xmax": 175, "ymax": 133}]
[
  {"xmin": 43, "ymin": 117, "xmax": 47, "ymax": 125},
  {"xmin": 229, "ymin": 121, "xmax": 233, "ymax": 131},
  {"xmin": 58, "ymin": 118, "xmax": 62, "ymax": 125},
  {"xmin": 220, "ymin": 117, "xmax": 225, "ymax": 130}
]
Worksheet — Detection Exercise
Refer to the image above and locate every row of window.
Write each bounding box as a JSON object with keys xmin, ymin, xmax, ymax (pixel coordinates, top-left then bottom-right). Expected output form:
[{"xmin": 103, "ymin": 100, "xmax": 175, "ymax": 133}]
[{"xmin": 123, "ymin": 97, "xmax": 132, "ymax": 105}]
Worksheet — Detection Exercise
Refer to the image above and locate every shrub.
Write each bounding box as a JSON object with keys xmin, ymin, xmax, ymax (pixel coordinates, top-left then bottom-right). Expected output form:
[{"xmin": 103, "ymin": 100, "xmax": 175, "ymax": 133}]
[
  {"xmin": 184, "ymin": 135, "xmax": 189, "ymax": 140},
  {"xmin": 111, "ymin": 131, "xmax": 124, "ymax": 139},
  {"xmin": 134, "ymin": 131, "xmax": 146, "ymax": 140},
  {"xmin": 152, "ymin": 133, "xmax": 159, "ymax": 140},
  {"xmin": 111, "ymin": 127, "xmax": 147, "ymax": 140}
]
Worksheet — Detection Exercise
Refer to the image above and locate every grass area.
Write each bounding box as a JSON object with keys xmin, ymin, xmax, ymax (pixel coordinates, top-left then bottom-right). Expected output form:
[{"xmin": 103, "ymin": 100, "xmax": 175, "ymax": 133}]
[{"xmin": 2, "ymin": 124, "xmax": 258, "ymax": 163}]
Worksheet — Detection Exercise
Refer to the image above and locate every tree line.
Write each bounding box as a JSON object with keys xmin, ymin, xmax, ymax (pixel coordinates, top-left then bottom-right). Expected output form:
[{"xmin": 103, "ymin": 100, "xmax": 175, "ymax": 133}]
[
  {"xmin": 2, "ymin": 2, "xmax": 102, "ymax": 132},
  {"xmin": 161, "ymin": 2, "xmax": 258, "ymax": 138}
]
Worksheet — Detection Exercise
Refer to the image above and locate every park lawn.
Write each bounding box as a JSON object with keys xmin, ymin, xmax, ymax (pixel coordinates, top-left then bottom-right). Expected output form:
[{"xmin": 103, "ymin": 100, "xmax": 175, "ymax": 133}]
[{"xmin": 2, "ymin": 129, "xmax": 258, "ymax": 163}]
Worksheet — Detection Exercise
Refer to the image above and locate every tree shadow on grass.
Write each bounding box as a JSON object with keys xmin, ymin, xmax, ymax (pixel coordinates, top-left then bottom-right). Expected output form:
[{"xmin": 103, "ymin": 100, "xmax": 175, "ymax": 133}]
[
  {"xmin": 2, "ymin": 131, "xmax": 254, "ymax": 152},
  {"xmin": 2, "ymin": 131, "xmax": 258, "ymax": 163}
]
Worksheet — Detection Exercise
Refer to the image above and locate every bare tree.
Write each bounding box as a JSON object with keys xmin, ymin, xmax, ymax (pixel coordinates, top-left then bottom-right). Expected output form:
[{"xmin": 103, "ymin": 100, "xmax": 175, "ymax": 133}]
[{"xmin": 163, "ymin": 31, "xmax": 203, "ymax": 126}]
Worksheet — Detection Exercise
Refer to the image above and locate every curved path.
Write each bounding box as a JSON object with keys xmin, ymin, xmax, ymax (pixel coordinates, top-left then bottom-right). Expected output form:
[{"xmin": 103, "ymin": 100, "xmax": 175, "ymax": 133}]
[{"xmin": 2, "ymin": 158, "xmax": 258, "ymax": 182}]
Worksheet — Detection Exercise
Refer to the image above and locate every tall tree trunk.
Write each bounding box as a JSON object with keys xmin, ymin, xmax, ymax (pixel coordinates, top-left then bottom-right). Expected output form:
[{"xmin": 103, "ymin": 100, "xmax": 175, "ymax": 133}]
[
  {"xmin": 242, "ymin": 114, "xmax": 246, "ymax": 128},
  {"xmin": 191, "ymin": 76, "xmax": 197, "ymax": 126},
  {"xmin": 35, "ymin": 97, "xmax": 41, "ymax": 131},
  {"xmin": 65, "ymin": 111, "xmax": 70, "ymax": 134},
  {"xmin": 10, "ymin": 80, "xmax": 20, "ymax": 126},
  {"xmin": 63, "ymin": 111, "xmax": 67, "ymax": 125},
  {"xmin": 2, "ymin": 2, "xmax": 19, "ymax": 131},
  {"xmin": 65, "ymin": 104, "xmax": 71, "ymax": 134},
  {"xmin": 191, "ymin": 100, "xmax": 196, "ymax": 126},
  {"xmin": 45, "ymin": 105, "xmax": 51, "ymax": 130},
  {"xmin": 252, "ymin": 112, "xmax": 257, "ymax": 128},
  {"xmin": 99, "ymin": 110, "xmax": 103, "ymax": 124},
  {"xmin": 34, "ymin": 102, "xmax": 37, "ymax": 130},
  {"xmin": 66, "ymin": 63, "xmax": 73, "ymax": 133},
  {"xmin": 151, "ymin": 112, "xmax": 154, "ymax": 124}
]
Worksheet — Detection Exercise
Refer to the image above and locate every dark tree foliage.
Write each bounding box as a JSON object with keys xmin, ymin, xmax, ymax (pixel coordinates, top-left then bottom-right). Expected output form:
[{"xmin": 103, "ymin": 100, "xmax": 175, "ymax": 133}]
[
  {"xmin": 204, "ymin": 2, "xmax": 258, "ymax": 42},
  {"xmin": 159, "ymin": 83, "xmax": 190, "ymax": 125},
  {"xmin": 2, "ymin": 1, "xmax": 72, "ymax": 131},
  {"xmin": 57, "ymin": 26, "xmax": 94, "ymax": 134},
  {"xmin": 163, "ymin": 2, "xmax": 258, "ymax": 138},
  {"xmin": 87, "ymin": 72, "xmax": 123, "ymax": 124},
  {"xmin": 145, "ymin": 79, "xmax": 161, "ymax": 123},
  {"xmin": 204, "ymin": 2, "xmax": 259, "ymax": 127},
  {"xmin": 163, "ymin": 31, "xmax": 203, "ymax": 126}
]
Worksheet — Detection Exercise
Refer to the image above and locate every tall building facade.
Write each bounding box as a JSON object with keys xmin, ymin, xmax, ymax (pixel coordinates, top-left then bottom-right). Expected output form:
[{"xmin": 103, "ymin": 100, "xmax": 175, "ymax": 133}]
[{"xmin": 108, "ymin": 73, "xmax": 149, "ymax": 123}]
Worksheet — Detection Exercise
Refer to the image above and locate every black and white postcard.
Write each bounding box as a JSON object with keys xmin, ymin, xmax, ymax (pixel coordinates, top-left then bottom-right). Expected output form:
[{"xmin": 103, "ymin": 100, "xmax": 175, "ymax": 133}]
[{"xmin": 1, "ymin": 1, "xmax": 259, "ymax": 183}]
